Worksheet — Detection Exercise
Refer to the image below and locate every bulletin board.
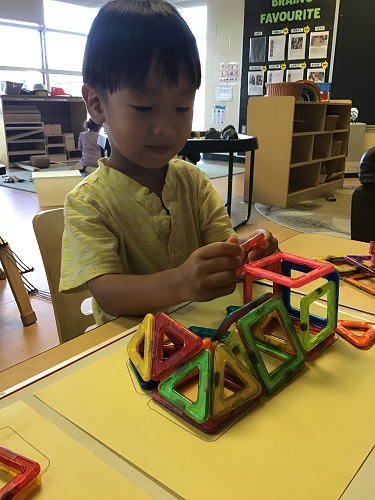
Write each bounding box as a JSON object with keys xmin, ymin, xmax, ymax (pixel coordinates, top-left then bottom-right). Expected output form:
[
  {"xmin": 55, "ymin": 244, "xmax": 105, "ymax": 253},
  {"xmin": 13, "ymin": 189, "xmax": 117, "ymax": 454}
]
[
  {"xmin": 330, "ymin": 0, "xmax": 375, "ymax": 125},
  {"xmin": 239, "ymin": 0, "xmax": 338, "ymax": 131}
]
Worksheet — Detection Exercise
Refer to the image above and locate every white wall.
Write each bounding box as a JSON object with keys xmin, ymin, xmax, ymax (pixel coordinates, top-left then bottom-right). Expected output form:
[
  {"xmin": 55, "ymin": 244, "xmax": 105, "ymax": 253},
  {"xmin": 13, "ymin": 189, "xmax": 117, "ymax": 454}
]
[
  {"xmin": 205, "ymin": 0, "xmax": 244, "ymax": 130},
  {"xmin": 0, "ymin": 0, "xmax": 44, "ymax": 25}
]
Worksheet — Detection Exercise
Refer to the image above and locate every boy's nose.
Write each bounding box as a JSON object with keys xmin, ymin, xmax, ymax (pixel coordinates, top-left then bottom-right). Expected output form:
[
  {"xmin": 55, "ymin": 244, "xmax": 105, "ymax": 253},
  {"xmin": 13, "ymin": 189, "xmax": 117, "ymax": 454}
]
[{"xmin": 152, "ymin": 117, "xmax": 175, "ymax": 136}]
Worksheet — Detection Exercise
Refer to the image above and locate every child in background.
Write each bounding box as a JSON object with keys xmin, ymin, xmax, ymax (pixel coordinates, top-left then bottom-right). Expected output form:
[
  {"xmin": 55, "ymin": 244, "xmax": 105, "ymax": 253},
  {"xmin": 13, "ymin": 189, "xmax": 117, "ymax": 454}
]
[
  {"xmin": 60, "ymin": 0, "xmax": 278, "ymax": 326},
  {"xmin": 77, "ymin": 118, "xmax": 102, "ymax": 173}
]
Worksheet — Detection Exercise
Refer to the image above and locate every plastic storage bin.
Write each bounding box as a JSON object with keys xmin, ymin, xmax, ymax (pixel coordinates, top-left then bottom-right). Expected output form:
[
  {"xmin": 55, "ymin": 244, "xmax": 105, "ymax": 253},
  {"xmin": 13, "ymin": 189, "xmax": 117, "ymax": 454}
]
[{"xmin": 32, "ymin": 170, "xmax": 82, "ymax": 207}]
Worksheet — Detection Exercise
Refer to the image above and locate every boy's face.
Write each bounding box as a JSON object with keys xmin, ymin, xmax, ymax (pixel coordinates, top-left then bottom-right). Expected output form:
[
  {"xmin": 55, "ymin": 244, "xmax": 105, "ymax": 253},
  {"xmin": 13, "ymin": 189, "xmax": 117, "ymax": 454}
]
[{"xmin": 84, "ymin": 65, "xmax": 196, "ymax": 172}]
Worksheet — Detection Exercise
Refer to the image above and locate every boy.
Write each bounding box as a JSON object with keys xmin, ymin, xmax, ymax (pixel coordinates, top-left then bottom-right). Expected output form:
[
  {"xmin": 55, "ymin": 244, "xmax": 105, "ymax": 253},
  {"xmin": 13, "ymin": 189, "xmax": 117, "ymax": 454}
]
[{"xmin": 60, "ymin": 0, "xmax": 278, "ymax": 325}]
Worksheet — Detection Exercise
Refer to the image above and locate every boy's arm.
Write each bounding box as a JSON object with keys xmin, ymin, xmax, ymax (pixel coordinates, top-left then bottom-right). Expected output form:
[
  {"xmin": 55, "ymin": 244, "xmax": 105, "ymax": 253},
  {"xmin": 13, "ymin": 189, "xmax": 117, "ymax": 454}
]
[{"xmin": 88, "ymin": 239, "xmax": 242, "ymax": 317}]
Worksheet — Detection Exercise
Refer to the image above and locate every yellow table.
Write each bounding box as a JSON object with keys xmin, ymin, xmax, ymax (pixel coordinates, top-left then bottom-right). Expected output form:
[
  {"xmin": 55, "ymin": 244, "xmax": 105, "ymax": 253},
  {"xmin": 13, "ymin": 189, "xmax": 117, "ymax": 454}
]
[{"xmin": 0, "ymin": 234, "xmax": 374, "ymax": 499}]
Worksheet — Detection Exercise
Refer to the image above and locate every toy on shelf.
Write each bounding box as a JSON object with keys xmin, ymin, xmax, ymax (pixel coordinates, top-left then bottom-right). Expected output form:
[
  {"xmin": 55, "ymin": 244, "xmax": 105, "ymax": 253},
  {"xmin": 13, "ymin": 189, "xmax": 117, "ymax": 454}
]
[
  {"xmin": 127, "ymin": 252, "xmax": 341, "ymax": 434},
  {"xmin": 296, "ymin": 79, "xmax": 322, "ymax": 102},
  {"xmin": 0, "ymin": 445, "xmax": 41, "ymax": 499}
]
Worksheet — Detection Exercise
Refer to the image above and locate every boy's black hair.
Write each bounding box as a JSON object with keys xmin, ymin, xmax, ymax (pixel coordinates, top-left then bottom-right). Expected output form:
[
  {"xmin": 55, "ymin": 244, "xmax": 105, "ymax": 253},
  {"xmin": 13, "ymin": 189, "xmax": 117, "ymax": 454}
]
[{"xmin": 83, "ymin": 0, "xmax": 201, "ymax": 93}]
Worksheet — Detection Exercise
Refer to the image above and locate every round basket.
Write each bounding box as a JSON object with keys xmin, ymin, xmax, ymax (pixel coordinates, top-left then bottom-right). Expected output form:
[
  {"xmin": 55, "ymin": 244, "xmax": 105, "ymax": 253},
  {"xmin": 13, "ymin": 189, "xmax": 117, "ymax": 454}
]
[{"xmin": 266, "ymin": 82, "xmax": 305, "ymax": 99}]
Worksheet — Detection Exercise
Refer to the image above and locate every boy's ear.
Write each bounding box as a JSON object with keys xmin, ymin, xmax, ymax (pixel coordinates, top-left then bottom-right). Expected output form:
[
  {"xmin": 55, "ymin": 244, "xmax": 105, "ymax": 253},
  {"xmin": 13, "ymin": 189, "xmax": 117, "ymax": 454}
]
[{"xmin": 82, "ymin": 84, "xmax": 105, "ymax": 124}]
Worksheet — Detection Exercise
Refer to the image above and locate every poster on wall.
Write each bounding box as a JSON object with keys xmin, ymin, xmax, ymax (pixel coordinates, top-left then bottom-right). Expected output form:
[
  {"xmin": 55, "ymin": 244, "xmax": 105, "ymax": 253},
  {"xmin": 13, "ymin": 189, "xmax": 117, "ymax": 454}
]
[
  {"xmin": 287, "ymin": 33, "xmax": 306, "ymax": 60},
  {"xmin": 212, "ymin": 104, "xmax": 226, "ymax": 127},
  {"xmin": 268, "ymin": 35, "xmax": 285, "ymax": 61},
  {"xmin": 216, "ymin": 86, "xmax": 233, "ymax": 102},
  {"xmin": 249, "ymin": 37, "xmax": 267, "ymax": 62},
  {"xmin": 309, "ymin": 31, "xmax": 329, "ymax": 59},
  {"xmin": 248, "ymin": 71, "xmax": 264, "ymax": 95},
  {"xmin": 267, "ymin": 70, "xmax": 283, "ymax": 83},
  {"xmin": 239, "ymin": 0, "xmax": 338, "ymax": 129},
  {"xmin": 286, "ymin": 68, "xmax": 304, "ymax": 82},
  {"xmin": 307, "ymin": 68, "xmax": 326, "ymax": 83},
  {"xmin": 220, "ymin": 62, "xmax": 240, "ymax": 83}
]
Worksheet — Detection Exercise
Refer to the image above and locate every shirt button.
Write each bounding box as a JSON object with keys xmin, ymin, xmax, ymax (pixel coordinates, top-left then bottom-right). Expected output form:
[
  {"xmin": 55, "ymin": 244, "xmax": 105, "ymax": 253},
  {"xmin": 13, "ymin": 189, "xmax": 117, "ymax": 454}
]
[
  {"xmin": 162, "ymin": 219, "xmax": 170, "ymax": 228},
  {"xmin": 152, "ymin": 201, "xmax": 160, "ymax": 211}
]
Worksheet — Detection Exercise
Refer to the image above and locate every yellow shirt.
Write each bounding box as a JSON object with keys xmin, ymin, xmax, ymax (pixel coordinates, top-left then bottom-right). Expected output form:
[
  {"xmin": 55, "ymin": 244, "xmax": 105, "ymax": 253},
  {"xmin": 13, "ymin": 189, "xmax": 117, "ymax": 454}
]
[{"xmin": 60, "ymin": 157, "xmax": 235, "ymax": 325}]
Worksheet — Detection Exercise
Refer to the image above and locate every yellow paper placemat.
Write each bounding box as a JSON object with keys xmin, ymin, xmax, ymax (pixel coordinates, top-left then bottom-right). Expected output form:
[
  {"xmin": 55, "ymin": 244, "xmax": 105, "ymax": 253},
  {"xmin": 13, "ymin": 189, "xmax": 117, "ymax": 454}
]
[
  {"xmin": 0, "ymin": 401, "xmax": 149, "ymax": 499},
  {"xmin": 34, "ymin": 295, "xmax": 375, "ymax": 499}
]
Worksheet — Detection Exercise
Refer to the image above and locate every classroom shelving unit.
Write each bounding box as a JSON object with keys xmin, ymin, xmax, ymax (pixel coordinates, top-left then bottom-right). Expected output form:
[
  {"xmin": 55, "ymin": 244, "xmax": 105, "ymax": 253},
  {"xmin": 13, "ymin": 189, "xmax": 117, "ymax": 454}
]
[
  {"xmin": 244, "ymin": 96, "xmax": 352, "ymax": 207},
  {"xmin": 0, "ymin": 95, "xmax": 86, "ymax": 166}
]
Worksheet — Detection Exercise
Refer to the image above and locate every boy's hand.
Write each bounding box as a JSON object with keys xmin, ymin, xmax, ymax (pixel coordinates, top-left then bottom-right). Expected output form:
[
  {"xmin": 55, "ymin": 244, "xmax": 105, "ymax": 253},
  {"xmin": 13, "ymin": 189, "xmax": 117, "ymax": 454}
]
[
  {"xmin": 241, "ymin": 229, "xmax": 279, "ymax": 264},
  {"xmin": 177, "ymin": 236, "xmax": 242, "ymax": 302}
]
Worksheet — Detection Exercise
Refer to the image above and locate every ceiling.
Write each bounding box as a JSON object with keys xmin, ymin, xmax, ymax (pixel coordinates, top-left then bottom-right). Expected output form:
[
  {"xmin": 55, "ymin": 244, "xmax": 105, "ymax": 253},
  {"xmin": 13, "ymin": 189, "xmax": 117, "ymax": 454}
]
[{"xmin": 57, "ymin": 0, "xmax": 205, "ymax": 8}]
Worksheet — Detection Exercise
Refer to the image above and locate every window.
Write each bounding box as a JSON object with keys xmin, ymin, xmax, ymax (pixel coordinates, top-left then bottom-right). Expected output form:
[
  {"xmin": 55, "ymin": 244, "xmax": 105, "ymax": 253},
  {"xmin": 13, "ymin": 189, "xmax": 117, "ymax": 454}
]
[
  {"xmin": 49, "ymin": 73, "xmax": 83, "ymax": 97},
  {"xmin": 180, "ymin": 6, "xmax": 207, "ymax": 131},
  {"xmin": 0, "ymin": 24, "xmax": 42, "ymax": 68},
  {"xmin": 40, "ymin": 1, "xmax": 99, "ymax": 94},
  {"xmin": 0, "ymin": 70, "xmax": 44, "ymax": 90},
  {"xmin": 0, "ymin": 0, "xmax": 208, "ymax": 124},
  {"xmin": 45, "ymin": 32, "xmax": 86, "ymax": 72},
  {"xmin": 43, "ymin": 1, "xmax": 98, "ymax": 34}
]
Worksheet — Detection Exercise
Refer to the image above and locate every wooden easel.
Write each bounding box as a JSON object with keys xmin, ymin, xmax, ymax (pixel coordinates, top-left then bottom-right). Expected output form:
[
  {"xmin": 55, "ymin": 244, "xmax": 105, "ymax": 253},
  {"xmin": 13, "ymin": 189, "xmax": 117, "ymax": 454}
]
[{"xmin": 0, "ymin": 238, "xmax": 37, "ymax": 326}]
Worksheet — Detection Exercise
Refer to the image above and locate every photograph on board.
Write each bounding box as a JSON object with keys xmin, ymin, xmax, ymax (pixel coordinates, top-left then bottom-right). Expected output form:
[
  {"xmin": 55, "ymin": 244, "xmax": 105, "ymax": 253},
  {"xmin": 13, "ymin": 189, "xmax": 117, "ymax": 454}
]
[
  {"xmin": 267, "ymin": 70, "xmax": 283, "ymax": 84},
  {"xmin": 248, "ymin": 71, "xmax": 264, "ymax": 95},
  {"xmin": 307, "ymin": 68, "xmax": 326, "ymax": 83},
  {"xmin": 268, "ymin": 35, "xmax": 285, "ymax": 62},
  {"xmin": 286, "ymin": 68, "xmax": 304, "ymax": 82},
  {"xmin": 249, "ymin": 37, "xmax": 266, "ymax": 63},
  {"xmin": 288, "ymin": 33, "xmax": 306, "ymax": 60},
  {"xmin": 309, "ymin": 31, "xmax": 329, "ymax": 59}
]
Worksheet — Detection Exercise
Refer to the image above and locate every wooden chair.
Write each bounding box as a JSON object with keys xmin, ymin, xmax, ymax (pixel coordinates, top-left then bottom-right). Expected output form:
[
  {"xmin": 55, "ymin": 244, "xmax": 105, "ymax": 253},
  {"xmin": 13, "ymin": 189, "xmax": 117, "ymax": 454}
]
[{"xmin": 32, "ymin": 208, "xmax": 95, "ymax": 343}]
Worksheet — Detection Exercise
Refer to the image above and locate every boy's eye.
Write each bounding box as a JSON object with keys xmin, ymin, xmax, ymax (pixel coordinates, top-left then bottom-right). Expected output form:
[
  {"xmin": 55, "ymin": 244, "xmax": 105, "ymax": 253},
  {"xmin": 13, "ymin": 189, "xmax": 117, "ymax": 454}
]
[
  {"xmin": 132, "ymin": 106, "xmax": 152, "ymax": 112},
  {"xmin": 176, "ymin": 107, "xmax": 190, "ymax": 113}
]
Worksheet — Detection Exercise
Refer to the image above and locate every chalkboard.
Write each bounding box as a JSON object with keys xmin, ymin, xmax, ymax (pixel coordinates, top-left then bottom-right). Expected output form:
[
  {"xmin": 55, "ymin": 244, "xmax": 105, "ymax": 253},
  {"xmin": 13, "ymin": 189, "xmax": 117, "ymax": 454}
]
[
  {"xmin": 239, "ymin": 0, "xmax": 337, "ymax": 133},
  {"xmin": 331, "ymin": 0, "xmax": 374, "ymax": 124}
]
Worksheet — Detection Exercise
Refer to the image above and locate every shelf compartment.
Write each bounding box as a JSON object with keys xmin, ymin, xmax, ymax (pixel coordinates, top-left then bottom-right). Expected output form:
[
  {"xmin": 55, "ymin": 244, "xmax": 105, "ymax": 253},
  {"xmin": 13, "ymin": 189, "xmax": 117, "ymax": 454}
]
[
  {"xmin": 6, "ymin": 129, "xmax": 45, "ymax": 142},
  {"xmin": 67, "ymin": 149, "xmax": 81, "ymax": 160},
  {"xmin": 49, "ymin": 154, "xmax": 68, "ymax": 162},
  {"xmin": 333, "ymin": 131, "xmax": 349, "ymax": 156},
  {"xmin": 313, "ymin": 133, "xmax": 332, "ymax": 159},
  {"xmin": 8, "ymin": 149, "xmax": 46, "ymax": 156},
  {"xmin": 47, "ymin": 145, "xmax": 66, "ymax": 154},
  {"xmin": 46, "ymin": 134, "xmax": 65, "ymax": 145},
  {"xmin": 286, "ymin": 178, "xmax": 344, "ymax": 207},
  {"xmin": 288, "ymin": 162, "xmax": 320, "ymax": 193},
  {"xmin": 326, "ymin": 104, "xmax": 351, "ymax": 130},
  {"xmin": 8, "ymin": 142, "xmax": 46, "ymax": 153},
  {"xmin": 5, "ymin": 122, "xmax": 44, "ymax": 128},
  {"xmin": 294, "ymin": 103, "xmax": 326, "ymax": 132},
  {"xmin": 331, "ymin": 140, "xmax": 343, "ymax": 157},
  {"xmin": 321, "ymin": 157, "xmax": 346, "ymax": 182},
  {"xmin": 291, "ymin": 134, "xmax": 313, "ymax": 164},
  {"xmin": 324, "ymin": 114, "xmax": 339, "ymax": 131}
]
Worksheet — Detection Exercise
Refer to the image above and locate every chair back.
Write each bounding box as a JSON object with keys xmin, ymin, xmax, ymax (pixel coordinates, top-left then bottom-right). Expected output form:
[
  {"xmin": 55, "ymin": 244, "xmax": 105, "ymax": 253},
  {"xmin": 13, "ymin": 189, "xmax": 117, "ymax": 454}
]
[{"xmin": 33, "ymin": 208, "xmax": 95, "ymax": 343}]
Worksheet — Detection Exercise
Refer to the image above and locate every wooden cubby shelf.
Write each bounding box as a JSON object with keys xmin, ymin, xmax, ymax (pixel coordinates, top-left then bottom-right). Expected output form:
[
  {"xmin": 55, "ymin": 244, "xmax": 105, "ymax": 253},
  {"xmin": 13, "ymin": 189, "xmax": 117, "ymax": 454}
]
[
  {"xmin": 0, "ymin": 96, "xmax": 86, "ymax": 167},
  {"xmin": 244, "ymin": 96, "xmax": 351, "ymax": 207}
]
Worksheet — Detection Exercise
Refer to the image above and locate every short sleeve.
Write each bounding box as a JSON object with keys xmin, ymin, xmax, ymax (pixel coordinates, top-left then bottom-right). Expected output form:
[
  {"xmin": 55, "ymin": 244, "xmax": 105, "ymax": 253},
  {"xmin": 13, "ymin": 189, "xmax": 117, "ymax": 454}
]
[{"xmin": 59, "ymin": 193, "xmax": 124, "ymax": 293}]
